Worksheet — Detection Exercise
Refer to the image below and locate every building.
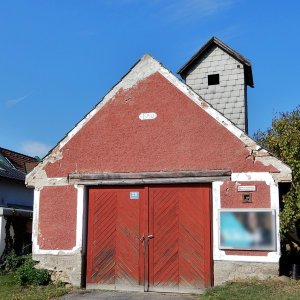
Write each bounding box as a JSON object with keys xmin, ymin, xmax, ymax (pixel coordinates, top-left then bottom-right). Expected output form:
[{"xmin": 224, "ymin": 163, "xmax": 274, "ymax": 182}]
[
  {"xmin": 26, "ymin": 37, "xmax": 291, "ymax": 293},
  {"xmin": 0, "ymin": 147, "xmax": 38, "ymax": 258}
]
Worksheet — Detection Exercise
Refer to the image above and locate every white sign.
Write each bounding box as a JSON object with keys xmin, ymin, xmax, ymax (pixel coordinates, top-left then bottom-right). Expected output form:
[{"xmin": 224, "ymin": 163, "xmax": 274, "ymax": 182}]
[
  {"xmin": 237, "ymin": 185, "xmax": 256, "ymax": 192},
  {"xmin": 139, "ymin": 112, "xmax": 157, "ymax": 120},
  {"xmin": 130, "ymin": 192, "xmax": 140, "ymax": 200}
]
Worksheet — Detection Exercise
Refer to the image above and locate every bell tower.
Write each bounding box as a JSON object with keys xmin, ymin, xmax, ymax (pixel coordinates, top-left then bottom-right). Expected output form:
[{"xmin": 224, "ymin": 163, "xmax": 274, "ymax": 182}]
[{"xmin": 178, "ymin": 37, "xmax": 254, "ymax": 133}]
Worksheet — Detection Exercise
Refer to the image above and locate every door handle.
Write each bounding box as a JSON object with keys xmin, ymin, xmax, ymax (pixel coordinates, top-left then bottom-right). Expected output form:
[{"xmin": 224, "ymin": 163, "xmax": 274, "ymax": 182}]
[{"xmin": 138, "ymin": 234, "xmax": 153, "ymax": 243}]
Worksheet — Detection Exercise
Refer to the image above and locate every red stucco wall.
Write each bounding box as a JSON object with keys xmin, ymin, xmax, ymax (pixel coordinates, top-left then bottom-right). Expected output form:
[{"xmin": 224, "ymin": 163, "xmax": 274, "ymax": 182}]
[
  {"xmin": 44, "ymin": 72, "xmax": 277, "ymax": 177},
  {"xmin": 39, "ymin": 186, "xmax": 77, "ymax": 250},
  {"xmin": 221, "ymin": 181, "xmax": 270, "ymax": 208},
  {"xmin": 38, "ymin": 72, "xmax": 277, "ymax": 252}
]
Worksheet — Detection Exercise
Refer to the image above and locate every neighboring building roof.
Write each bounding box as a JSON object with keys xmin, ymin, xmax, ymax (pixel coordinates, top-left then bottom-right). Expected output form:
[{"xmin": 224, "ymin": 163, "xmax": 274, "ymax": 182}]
[
  {"xmin": 0, "ymin": 159, "xmax": 26, "ymax": 181},
  {"xmin": 0, "ymin": 147, "xmax": 38, "ymax": 182},
  {"xmin": 0, "ymin": 147, "xmax": 38, "ymax": 173},
  {"xmin": 177, "ymin": 36, "xmax": 254, "ymax": 88}
]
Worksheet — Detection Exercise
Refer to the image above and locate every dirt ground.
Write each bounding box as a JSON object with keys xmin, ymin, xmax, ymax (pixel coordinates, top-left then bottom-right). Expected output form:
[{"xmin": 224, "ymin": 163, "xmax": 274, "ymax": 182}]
[{"xmin": 58, "ymin": 290, "xmax": 198, "ymax": 300}]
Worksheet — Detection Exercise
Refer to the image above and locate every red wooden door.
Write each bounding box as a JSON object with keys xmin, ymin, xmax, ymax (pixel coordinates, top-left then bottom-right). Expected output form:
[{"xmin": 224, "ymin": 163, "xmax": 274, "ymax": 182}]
[
  {"xmin": 87, "ymin": 184, "xmax": 212, "ymax": 293},
  {"xmin": 148, "ymin": 185, "xmax": 212, "ymax": 293},
  {"xmin": 86, "ymin": 187, "xmax": 147, "ymax": 291}
]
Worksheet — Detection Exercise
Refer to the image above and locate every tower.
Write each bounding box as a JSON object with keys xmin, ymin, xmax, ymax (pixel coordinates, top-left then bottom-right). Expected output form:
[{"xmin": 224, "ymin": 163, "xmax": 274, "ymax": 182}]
[{"xmin": 178, "ymin": 37, "xmax": 254, "ymax": 133}]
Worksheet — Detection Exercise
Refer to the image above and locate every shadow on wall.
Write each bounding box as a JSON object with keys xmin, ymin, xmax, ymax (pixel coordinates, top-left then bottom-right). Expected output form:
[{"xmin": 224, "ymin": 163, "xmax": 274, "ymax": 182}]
[
  {"xmin": 280, "ymin": 234, "xmax": 300, "ymax": 279},
  {"xmin": 0, "ymin": 215, "xmax": 32, "ymax": 263}
]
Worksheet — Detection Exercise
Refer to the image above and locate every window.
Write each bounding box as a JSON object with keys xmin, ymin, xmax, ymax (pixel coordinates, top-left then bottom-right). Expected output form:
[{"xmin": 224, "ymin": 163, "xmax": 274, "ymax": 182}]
[{"xmin": 208, "ymin": 74, "xmax": 219, "ymax": 85}]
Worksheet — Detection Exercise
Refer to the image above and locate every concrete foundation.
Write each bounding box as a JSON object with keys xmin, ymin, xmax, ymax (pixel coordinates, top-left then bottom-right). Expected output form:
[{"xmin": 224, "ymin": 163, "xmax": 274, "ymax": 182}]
[
  {"xmin": 33, "ymin": 254, "xmax": 279, "ymax": 288},
  {"xmin": 214, "ymin": 260, "xmax": 278, "ymax": 285},
  {"xmin": 33, "ymin": 253, "xmax": 83, "ymax": 287}
]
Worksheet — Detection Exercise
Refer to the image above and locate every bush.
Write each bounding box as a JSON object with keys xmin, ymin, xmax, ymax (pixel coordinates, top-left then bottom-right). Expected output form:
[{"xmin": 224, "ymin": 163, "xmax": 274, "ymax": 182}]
[
  {"xmin": 254, "ymin": 106, "xmax": 300, "ymax": 233},
  {"xmin": 0, "ymin": 250, "xmax": 26, "ymax": 273},
  {"xmin": 15, "ymin": 255, "xmax": 51, "ymax": 286}
]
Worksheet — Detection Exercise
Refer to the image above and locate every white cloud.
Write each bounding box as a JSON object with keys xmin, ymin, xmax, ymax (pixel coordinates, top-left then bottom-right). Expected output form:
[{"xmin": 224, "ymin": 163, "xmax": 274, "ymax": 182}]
[
  {"xmin": 162, "ymin": 0, "xmax": 236, "ymax": 22},
  {"xmin": 5, "ymin": 94, "xmax": 30, "ymax": 107},
  {"xmin": 21, "ymin": 141, "xmax": 52, "ymax": 158}
]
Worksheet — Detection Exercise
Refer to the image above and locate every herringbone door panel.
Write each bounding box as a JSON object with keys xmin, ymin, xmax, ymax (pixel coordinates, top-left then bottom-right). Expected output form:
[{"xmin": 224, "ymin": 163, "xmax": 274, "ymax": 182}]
[
  {"xmin": 87, "ymin": 185, "xmax": 211, "ymax": 293},
  {"xmin": 148, "ymin": 185, "xmax": 211, "ymax": 293},
  {"xmin": 87, "ymin": 187, "xmax": 146, "ymax": 290}
]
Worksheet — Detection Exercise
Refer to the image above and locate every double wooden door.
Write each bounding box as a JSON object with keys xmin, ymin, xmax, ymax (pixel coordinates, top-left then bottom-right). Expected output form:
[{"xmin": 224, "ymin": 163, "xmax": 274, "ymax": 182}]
[{"xmin": 86, "ymin": 185, "xmax": 212, "ymax": 293}]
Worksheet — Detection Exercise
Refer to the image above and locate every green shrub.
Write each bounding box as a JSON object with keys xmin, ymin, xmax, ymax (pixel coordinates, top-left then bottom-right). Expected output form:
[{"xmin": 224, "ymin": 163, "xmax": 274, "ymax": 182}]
[
  {"xmin": 0, "ymin": 250, "xmax": 26, "ymax": 272},
  {"xmin": 15, "ymin": 255, "xmax": 51, "ymax": 286}
]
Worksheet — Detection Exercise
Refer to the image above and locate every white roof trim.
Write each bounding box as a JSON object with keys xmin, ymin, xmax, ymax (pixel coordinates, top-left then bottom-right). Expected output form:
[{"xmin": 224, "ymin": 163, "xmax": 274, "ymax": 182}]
[
  {"xmin": 26, "ymin": 54, "xmax": 291, "ymax": 186},
  {"xmin": 157, "ymin": 60, "xmax": 291, "ymax": 182}
]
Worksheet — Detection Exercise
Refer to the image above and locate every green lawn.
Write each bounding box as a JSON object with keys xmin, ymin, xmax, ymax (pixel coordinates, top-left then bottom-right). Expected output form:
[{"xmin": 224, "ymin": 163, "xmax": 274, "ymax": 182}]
[
  {"xmin": 2, "ymin": 273, "xmax": 300, "ymax": 300},
  {"xmin": 0, "ymin": 273, "xmax": 68, "ymax": 300},
  {"xmin": 202, "ymin": 279, "xmax": 300, "ymax": 300}
]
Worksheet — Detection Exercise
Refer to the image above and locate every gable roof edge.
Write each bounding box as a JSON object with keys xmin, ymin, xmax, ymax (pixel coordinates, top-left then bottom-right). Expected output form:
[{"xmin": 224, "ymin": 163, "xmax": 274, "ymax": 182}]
[
  {"xmin": 26, "ymin": 54, "xmax": 290, "ymax": 186},
  {"xmin": 26, "ymin": 54, "xmax": 162, "ymax": 186},
  {"xmin": 159, "ymin": 65, "xmax": 291, "ymax": 182}
]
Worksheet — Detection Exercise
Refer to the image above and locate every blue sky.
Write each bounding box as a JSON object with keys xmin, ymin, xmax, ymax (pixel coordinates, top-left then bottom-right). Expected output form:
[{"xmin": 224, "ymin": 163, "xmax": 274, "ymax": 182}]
[{"xmin": 1, "ymin": 1, "xmax": 299, "ymax": 157}]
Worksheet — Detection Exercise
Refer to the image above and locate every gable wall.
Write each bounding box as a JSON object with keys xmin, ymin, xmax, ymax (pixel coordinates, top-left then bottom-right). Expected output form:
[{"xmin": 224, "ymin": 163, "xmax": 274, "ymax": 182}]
[
  {"xmin": 185, "ymin": 46, "xmax": 247, "ymax": 131},
  {"xmin": 43, "ymin": 72, "xmax": 275, "ymax": 178}
]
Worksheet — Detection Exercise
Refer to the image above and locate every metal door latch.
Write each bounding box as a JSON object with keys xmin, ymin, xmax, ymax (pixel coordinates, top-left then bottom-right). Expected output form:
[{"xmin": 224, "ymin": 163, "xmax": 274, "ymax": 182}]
[{"xmin": 138, "ymin": 234, "xmax": 153, "ymax": 242}]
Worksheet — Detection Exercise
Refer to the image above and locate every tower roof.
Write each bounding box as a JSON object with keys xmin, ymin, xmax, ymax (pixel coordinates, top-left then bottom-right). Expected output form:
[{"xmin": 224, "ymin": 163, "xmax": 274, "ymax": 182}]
[{"xmin": 177, "ymin": 36, "xmax": 254, "ymax": 88}]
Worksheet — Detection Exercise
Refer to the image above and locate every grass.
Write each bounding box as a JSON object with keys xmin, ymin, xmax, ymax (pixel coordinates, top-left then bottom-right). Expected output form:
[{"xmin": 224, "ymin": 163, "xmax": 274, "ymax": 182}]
[
  {"xmin": 0, "ymin": 273, "xmax": 69, "ymax": 300},
  {"xmin": 202, "ymin": 279, "xmax": 300, "ymax": 300},
  {"xmin": 2, "ymin": 273, "xmax": 300, "ymax": 300}
]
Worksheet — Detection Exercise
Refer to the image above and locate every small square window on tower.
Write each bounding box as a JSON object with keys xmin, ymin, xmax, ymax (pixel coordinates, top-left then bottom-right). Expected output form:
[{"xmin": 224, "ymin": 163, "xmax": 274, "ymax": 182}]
[{"xmin": 208, "ymin": 74, "xmax": 220, "ymax": 86}]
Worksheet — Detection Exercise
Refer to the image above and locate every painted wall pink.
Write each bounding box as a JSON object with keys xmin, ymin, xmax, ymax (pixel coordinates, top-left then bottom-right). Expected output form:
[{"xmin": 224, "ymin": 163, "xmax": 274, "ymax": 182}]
[
  {"xmin": 39, "ymin": 186, "xmax": 77, "ymax": 249},
  {"xmin": 44, "ymin": 73, "xmax": 277, "ymax": 177}
]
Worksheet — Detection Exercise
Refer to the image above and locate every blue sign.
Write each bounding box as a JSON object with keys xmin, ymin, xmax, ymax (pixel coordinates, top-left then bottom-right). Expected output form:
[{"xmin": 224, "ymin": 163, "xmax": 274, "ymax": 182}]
[
  {"xmin": 130, "ymin": 192, "xmax": 139, "ymax": 200},
  {"xmin": 219, "ymin": 210, "xmax": 276, "ymax": 250}
]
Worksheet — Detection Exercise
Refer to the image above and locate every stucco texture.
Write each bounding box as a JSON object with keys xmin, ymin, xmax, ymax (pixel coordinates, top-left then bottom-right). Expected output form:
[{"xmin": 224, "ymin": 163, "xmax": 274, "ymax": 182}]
[
  {"xmin": 221, "ymin": 181, "xmax": 271, "ymax": 208},
  {"xmin": 44, "ymin": 72, "xmax": 277, "ymax": 178},
  {"xmin": 38, "ymin": 186, "xmax": 77, "ymax": 249}
]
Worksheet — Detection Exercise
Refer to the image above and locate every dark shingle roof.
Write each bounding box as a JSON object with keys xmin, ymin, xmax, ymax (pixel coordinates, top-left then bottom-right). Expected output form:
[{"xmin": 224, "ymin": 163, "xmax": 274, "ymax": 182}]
[
  {"xmin": 177, "ymin": 36, "xmax": 254, "ymax": 88},
  {"xmin": 0, "ymin": 147, "xmax": 38, "ymax": 181},
  {"xmin": 0, "ymin": 161, "xmax": 26, "ymax": 181},
  {"xmin": 0, "ymin": 147, "xmax": 38, "ymax": 173}
]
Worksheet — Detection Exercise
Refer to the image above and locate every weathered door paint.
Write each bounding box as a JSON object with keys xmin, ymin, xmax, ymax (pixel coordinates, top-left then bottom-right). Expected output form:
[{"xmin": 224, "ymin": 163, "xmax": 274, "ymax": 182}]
[
  {"xmin": 148, "ymin": 185, "xmax": 212, "ymax": 293},
  {"xmin": 86, "ymin": 187, "xmax": 148, "ymax": 291},
  {"xmin": 87, "ymin": 184, "xmax": 212, "ymax": 293}
]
